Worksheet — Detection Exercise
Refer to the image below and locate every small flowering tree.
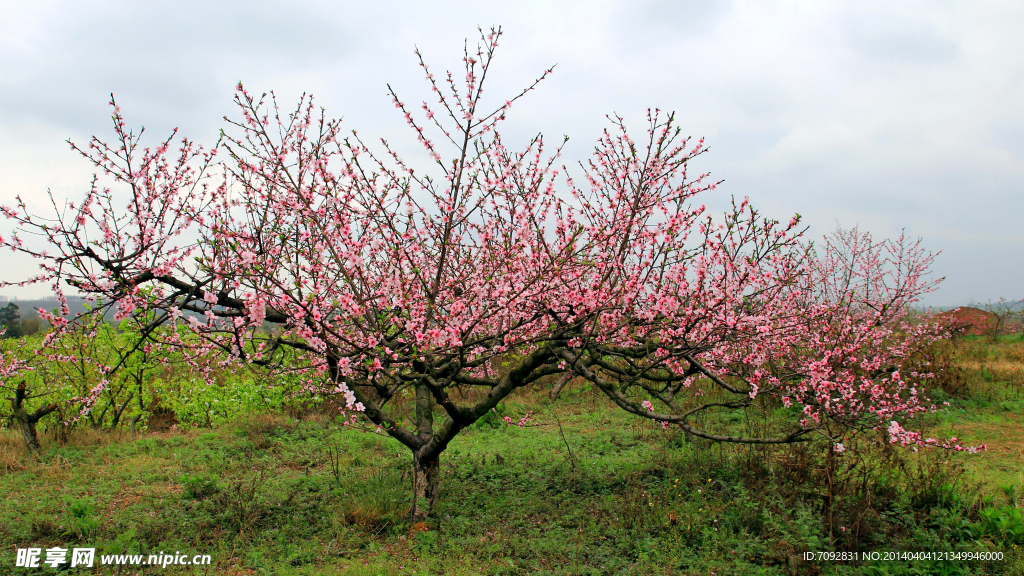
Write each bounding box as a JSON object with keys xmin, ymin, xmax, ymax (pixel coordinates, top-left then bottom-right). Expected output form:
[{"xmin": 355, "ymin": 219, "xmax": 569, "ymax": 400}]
[
  {"xmin": 980, "ymin": 298, "xmax": 1022, "ymax": 342},
  {"xmin": 0, "ymin": 28, "xmax": 954, "ymax": 519},
  {"xmin": 778, "ymin": 226, "xmax": 959, "ymax": 450}
]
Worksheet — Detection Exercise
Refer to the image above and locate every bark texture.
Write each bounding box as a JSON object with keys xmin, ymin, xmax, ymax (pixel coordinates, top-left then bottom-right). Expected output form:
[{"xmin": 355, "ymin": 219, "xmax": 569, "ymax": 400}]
[{"xmin": 409, "ymin": 454, "xmax": 440, "ymax": 522}]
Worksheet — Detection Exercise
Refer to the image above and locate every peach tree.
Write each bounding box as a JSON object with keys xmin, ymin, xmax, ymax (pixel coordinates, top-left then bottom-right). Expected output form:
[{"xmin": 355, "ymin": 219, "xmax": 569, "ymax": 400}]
[{"xmin": 0, "ymin": 28, "xmax": 952, "ymax": 519}]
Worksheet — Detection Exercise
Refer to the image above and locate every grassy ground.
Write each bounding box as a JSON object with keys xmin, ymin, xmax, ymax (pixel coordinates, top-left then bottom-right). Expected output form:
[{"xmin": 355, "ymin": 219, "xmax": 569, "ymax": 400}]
[
  {"xmin": 2, "ymin": 338, "xmax": 1023, "ymax": 575},
  {"xmin": 931, "ymin": 336, "xmax": 1024, "ymax": 494}
]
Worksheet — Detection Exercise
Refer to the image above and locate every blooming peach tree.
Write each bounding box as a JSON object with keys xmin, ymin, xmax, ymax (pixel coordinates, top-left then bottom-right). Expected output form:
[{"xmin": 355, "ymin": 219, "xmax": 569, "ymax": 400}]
[
  {"xmin": 0, "ymin": 28, "xmax": 955, "ymax": 519},
  {"xmin": 779, "ymin": 226, "xmax": 965, "ymax": 451}
]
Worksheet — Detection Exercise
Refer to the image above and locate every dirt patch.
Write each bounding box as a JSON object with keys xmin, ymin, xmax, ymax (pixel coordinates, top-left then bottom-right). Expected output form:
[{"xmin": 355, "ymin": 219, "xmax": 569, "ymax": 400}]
[
  {"xmin": 104, "ymin": 487, "xmax": 144, "ymax": 521},
  {"xmin": 147, "ymin": 406, "xmax": 178, "ymax": 432}
]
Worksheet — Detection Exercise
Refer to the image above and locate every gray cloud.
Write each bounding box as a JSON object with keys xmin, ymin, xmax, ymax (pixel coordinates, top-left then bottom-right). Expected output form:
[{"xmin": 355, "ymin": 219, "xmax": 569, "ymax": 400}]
[
  {"xmin": 846, "ymin": 22, "xmax": 959, "ymax": 65},
  {"xmin": 0, "ymin": 0, "xmax": 352, "ymax": 135},
  {"xmin": 1, "ymin": 0, "xmax": 1021, "ymax": 306}
]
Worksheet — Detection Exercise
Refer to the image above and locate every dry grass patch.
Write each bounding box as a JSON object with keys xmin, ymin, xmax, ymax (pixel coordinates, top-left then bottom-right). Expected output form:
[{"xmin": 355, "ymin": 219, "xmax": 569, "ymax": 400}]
[{"xmin": 0, "ymin": 443, "xmax": 28, "ymax": 473}]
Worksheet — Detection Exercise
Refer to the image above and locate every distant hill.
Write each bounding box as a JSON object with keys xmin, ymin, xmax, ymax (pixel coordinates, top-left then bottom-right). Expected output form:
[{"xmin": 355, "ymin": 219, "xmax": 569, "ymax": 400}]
[
  {"xmin": 0, "ymin": 295, "xmax": 236, "ymax": 328},
  {"xmin": 916, "ymin": 301, "xmax": 1022, "ymax": 314},
  {"xmin": 0, "ymin": 296, "xmax": 124, "ymax": 327},
  {"xmin": 0, "ymin": 296, "xmax": 93, "ymax": 320}
]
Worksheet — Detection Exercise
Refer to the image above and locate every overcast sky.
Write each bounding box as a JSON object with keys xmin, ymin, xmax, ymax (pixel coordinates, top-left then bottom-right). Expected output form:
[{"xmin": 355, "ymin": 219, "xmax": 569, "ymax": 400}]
[{"xmin": 1, "ymin": 0, "xmax": 1021, "ymax": 306}]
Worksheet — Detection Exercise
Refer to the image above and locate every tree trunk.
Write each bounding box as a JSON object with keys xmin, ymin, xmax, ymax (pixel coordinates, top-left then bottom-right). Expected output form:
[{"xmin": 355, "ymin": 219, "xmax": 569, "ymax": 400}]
[
  {"xmin": 129, "ymin": 414, "xmax": 142, "ymax": 435},
  {"xmin": 109, "ymin": 392, "xmax": 133, "ymax": 431},
  {"xmin": 409, "ymin": 453, "xmax": 440, "ymax": 522},
  {"xmin": 18, "ymin": 416, "xmax": 42, "ymax": 453},
  {"xmin": 11, "ymin": 381, "xmax": 58, "ymax": 453},
  {"xmin": 408, "ymin": 380, "xmax": 441, "ymax": 522}
]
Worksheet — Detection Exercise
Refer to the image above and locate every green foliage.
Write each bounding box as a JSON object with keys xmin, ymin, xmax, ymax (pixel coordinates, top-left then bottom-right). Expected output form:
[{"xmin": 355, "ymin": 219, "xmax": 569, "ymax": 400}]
[
  {"xmin": 180, "ymin": 474, "xmax": 221, "ymax": 500},
  {"xmin": 974, "ymin": 506, "xmax": 1024, "ymax": 546},
  {"xmin": 1, "ymin": 323, "xmax": 317, "ymax": 441},
  {"xmin": 64, "ymin": 499, "xmax": 100, "ymax": 539},
  {"xmin": 101, "ymin": 527, "xmax": 144, "ymax": 557},
  {"xmin": 472, "ymin": 404, "xmax": 510, "ymax": 429}
]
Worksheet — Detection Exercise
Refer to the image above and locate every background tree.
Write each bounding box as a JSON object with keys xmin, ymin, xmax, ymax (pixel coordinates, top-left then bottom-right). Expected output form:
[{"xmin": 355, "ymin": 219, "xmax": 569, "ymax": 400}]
[
  {"xmin": 19, "ymin": 316, "xmax": 40, "ymax": 337},
  {"xmin": 0, "ymin": 27, "xmax": 955, "ymax": 519},
  {"xmin": 42, "ymin": 312, "xmax": 157, "ymax": 432},
  {"xmin": 981, "ymin": 298, "xmax": 1022, "ymax": 342},
  {"xmin": 781, "ymin": 226, "xmax": 952, "ymax": 449},
  {"xmin": 9, "ymin": 380, "xmax": 58, "ymax": 453},
  {"xmin": 0, "ymin": 330, "xmax": 58, "ymax": 452},
  {"xmin": 0, "ymin": 303, "xmax": 21, "ymax": 339}
]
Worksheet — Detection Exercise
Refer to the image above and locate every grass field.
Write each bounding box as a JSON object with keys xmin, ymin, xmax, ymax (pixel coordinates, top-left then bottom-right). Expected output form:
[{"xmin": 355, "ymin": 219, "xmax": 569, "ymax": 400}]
[{"xmin": 2, "ymin": 337, "xmax": 1023, "ymax": 575}]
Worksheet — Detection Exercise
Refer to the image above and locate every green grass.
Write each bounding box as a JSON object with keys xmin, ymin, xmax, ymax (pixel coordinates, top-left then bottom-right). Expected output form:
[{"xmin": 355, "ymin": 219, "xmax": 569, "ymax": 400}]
[
  {"xmin": 1, "ymin": 390, "xmax": 1020, "ymax": 575},
  {"xmin": 2, "ymin": 338, "xmax": 1024, "ymax": 574}
]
